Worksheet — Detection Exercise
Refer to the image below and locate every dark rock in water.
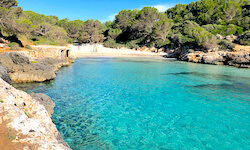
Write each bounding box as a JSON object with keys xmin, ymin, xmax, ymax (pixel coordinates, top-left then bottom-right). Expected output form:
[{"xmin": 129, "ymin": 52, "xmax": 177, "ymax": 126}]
[
  {"xmin": 30, "ymin": 93, "xmax": 55, "ymax": 117},
  {"xmin": 0, "ymin": 65, "xmax": 11, "ymax": 84}
]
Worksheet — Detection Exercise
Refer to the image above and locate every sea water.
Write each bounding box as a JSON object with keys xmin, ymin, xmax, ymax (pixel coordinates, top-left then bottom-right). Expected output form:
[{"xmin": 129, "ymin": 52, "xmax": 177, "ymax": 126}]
[{"xmin": 20, "ymin": 57, "xmax": 250, "ymax": 149}]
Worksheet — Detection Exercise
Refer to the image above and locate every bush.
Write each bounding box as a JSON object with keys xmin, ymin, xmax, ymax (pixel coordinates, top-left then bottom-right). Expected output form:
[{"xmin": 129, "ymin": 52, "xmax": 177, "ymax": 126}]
[
  {"xmin": 104, "ymin": 38, "xmax": 117, "ymax": 48},
  {"xmin": 237, "ymin": 30, "xmax": 250, "ymax": 45},
  {"xmin": 25, "ymin": 44, "xmax": 32, "ymax": 50},
  {"xmin": 108, "ymin": 28, "xmax": 122, "ymax": 40},
  {"xmin": 189, "ymin": 27, "xmax": 217, "ymax": 49},
  {"xmin": 126, "ymin": 41, "xmax": 139, "ymax": 49},
  {"xmin": 202, "ymin": 24, "xmax": 244, "ymax": 36},
  {"xmin": 219, "ymin": 40, "xmax": 235, "ymax": 50},
  {"xmin": 8, "ymin": 42, "xmax": 20, "ymax": 50},
  {"xmin": 34, "ymin": 39, "xmax": 57, "ymax": 45}
]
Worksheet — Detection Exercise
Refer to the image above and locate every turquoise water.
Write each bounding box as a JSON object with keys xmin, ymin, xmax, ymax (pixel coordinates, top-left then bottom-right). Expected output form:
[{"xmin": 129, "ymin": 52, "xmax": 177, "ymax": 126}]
[{"xmin": 23, "ymin": 58, "xmax": 250, "ymax": 149}]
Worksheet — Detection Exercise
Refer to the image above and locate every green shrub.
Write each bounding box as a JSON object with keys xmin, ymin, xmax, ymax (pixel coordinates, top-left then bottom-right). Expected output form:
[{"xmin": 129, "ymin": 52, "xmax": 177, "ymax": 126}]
[
  {"xmin": 8, "ymin": 135, "xmax": 16, "ymax": 140},
  {"xmin": 108, "ymin": 28, "xmax": 122, "ymax": 39},
  {"xmin": 104, "ymin": 38, "xmax": 117, "ymax": 48},
  {"xmin": 34, "ymin": 39, "xmax": 57, "ymax": 45},
  {"xmin": 25, "ymin": 44, "xmax": 32, "ymax": 50},
  {"xmin": 237, "ymin": 30, "xmax": 250, "ymax": 45},
  {"xmin": 30, "ymin": 60, "xmax": 37, "ymax": 64},
  {"xmin": 203, "ymin": 24, "xmax": 244, "ymax": 36},
  {"xmin": 189, "ymin": 27, "xmax": 217, "ymax": 49},
  {"xmin": 219, "ymin": 40, "xmax": 235, "ymax": 50},
  {"xmin": 8, "ymin": 42, "xmax": 20, "ymax": 50},
  {"xmin": 126, "ymin": 41, "xmax": 139, "ymax": 49}
]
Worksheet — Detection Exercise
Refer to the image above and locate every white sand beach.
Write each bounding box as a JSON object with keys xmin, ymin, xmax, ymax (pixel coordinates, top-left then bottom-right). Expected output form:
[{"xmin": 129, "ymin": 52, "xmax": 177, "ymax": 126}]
[{"xmin": 69, "ymin": 44, "xmax": 166, "ymax": 58}]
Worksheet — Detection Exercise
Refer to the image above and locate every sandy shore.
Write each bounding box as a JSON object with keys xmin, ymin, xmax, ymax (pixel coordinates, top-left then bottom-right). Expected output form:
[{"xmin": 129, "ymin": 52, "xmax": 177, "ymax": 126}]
[{"xmin": 70, "ymin": 44, "xmax": 166, "ymax": 58}]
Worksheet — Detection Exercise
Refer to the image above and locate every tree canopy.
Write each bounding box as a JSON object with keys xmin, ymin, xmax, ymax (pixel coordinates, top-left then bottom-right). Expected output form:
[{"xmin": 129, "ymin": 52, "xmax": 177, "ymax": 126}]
[{"xmin": 0, "ymin": 0, "xmax": 249, "ymax": 47}]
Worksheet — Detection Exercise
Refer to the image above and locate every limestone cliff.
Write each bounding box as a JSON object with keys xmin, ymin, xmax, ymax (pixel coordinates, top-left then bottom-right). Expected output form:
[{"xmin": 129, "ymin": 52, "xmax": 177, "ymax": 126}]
[{"xmin": 0, "ymin": 78, "xmax": 71, "ymax": 149}]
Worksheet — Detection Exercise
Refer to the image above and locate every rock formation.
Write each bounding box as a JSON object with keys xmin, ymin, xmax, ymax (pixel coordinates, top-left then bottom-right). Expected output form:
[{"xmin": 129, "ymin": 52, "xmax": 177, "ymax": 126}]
[
  {"xmin": 30, "ymin": 93, "xmax": 55, "ymax": 117},
  {"xmin": 0, "ymin": 66, "xmax": 11, "ymax": 84},
  {"xmin": 0, "ymin": 78, "xmax": 71, "ymax": 149},
  {"xmin": 0, "ymin": 52, "xmax": 71, "ymax": 83},
  {"xmin": 178, "ymin": 50, "xmax": 250, "ymax": 68}
]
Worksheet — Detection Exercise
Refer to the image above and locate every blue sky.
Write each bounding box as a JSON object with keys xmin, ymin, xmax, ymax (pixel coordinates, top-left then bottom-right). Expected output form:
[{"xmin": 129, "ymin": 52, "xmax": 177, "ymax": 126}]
[{"xmin": 18, "ymin": 0, "xmax": 194, "ymax": 22}]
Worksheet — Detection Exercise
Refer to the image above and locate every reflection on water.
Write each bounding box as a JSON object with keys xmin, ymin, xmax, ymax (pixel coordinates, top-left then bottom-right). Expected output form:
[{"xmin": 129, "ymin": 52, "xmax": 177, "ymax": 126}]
[{"xmin": 23, "ymin": 58, "xmax": 250, "ymax": 150}]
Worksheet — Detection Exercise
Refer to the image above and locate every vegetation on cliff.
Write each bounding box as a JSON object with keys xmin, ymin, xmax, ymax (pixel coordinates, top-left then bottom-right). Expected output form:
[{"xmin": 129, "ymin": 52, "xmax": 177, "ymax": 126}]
[{"xmin": 0, "ymin": 0, "xmax": 249, "ymax": 49}]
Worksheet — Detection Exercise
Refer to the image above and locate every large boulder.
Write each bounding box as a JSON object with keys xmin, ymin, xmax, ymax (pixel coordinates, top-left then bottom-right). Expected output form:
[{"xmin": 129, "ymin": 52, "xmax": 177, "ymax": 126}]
[
  {"xmin": 179, "ymin": 52, "xmax": 204, "ymax": 63},
  {"xmin": 0, "ymin": 65, "xmax": 11, "ymax": 84},
  {"xmin": 225, "ymin": 35, "xmax": 237, "ymax": 42},
  {"xmin": 9, "ymin": 66, "xmax": 56, "ymax": 83},
  {"xmin": 202, "ymin": 53, "xmax": 225, "ymax": 65},
  {"xmin": 225, "ymin": 52, "xmax": 250, "ymax": 68},
  {"xmin": 8, "ymin": 52, "xmax": 30, "ymax": 64},
  {"xmin": 30, "ymin": 93, "xmax": 55, "ymax": 117},
  {"xmin": 216, "ymin": 34, "xmax": 224, "ymax": 40},
  {"xmin": 0, "ymin": 52, "xmax": 57, "ymax": 83}
]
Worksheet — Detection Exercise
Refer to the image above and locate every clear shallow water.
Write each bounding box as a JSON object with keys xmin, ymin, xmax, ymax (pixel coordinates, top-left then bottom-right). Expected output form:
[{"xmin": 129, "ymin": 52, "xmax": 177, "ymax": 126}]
[{"xmin": 20, "ymin": 58, "xmax": 250, "ymax": 149}]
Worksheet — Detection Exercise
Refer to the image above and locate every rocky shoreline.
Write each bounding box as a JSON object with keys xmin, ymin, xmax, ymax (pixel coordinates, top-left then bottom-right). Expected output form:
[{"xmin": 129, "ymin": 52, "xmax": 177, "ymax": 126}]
[
  {"xmin": 178, "ymin": 50, "xmax": 249, "ymax": 68},
  {"xmin": 161, "ymin": 46, "xmax": 250, "ymax": 68},
  {"xmin": 0, "ymin": 52, "xmax": 74, "ymax": 83},
  {"xmin": 0, "ymin": 52, "xmax": 73, "ymax": 149}
]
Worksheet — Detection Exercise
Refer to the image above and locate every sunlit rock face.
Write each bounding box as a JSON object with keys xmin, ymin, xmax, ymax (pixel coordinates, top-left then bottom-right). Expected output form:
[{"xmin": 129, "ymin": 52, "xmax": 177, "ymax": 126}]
[
  {"xmin": 0, "ymin": 78, "xmax": 71, "ymax": 149},
  {"xmin": 0, "ymin": 52, "xmax": 71, "ymax": 83},
  {"xmin": 179, "ymin": 50, "xmax": 250, "ymax": 68}
]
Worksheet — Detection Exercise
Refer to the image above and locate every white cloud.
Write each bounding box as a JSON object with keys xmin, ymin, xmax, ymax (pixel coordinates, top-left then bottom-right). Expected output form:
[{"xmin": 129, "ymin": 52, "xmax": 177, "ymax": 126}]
[
  {"xmin": 100, "ymin": 13, "xmax": 117, "ymax": 23},
  {"xmin": 152, "ymin": 4, "xmax": 174, "ymax": 12},
  {"xmin": 101, "ymin": 3, "xmax": 175, "ymax": 23}
]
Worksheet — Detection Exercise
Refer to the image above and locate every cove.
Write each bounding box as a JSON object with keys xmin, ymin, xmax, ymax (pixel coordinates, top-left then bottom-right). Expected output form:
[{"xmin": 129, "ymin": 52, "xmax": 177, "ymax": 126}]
[{"xmin": 21, "ymin": 57, "xmax": 250, "ymax": 149}]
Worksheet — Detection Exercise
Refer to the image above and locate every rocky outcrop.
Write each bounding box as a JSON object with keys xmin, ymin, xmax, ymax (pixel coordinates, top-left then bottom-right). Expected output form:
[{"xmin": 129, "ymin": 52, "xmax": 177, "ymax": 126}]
[
  {"xmin": 179, "ymin": 51, "xmax": 250, "ymax": 68},
  {"xmin": 37, "ymin": 58, "xmax": 71, "ymax": 70},
  {"xmin": 202, "ymin": 53, "xmax": 225, "ymax": 65},
  {"xmin": 234, "ymin": 31, "xmax": 250, "ymax": 45},
  {"xmin": 216, "ymin": 34, "xmax": 224, "ymax": 40},
  {"xmin": 30, "ymin": 93, "xmax": 55, "ymax": 117},
  {"xmin": 0, "ymin": 78, "xmax": 71, "ymax": 149},
  {"xmin": 0, "ymin": 66, "xmax": 11, "ymax": 84},
  {"xmin": 0, "ymin": 52, "xmax": 71, "ymax": 83},
  {"xmin": 225, "ymin": 35, "xmax": 238, "ymax": 42}
]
